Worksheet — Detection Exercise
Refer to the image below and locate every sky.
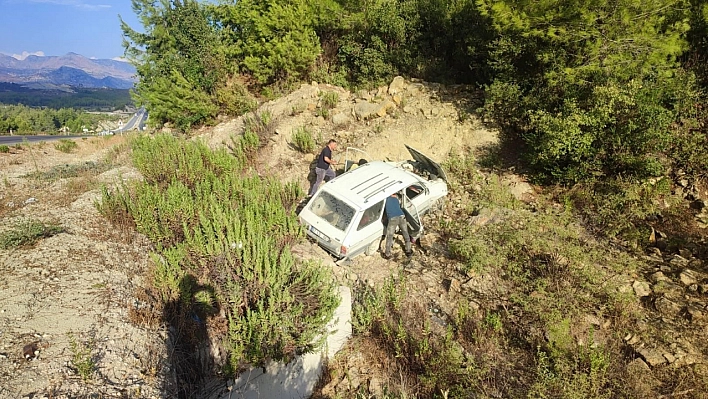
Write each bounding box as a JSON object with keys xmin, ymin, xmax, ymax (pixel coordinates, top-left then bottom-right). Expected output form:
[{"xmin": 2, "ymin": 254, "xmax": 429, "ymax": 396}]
[{"xmin": 0, "ymin": 0, "xmax": 142, "ymax": 60}]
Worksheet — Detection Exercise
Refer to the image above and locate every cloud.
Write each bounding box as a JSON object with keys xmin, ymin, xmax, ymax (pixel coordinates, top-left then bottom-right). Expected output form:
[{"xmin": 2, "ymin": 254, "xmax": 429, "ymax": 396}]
[
  {"xmin": 22, "ymin": 0, "xmax": 111, "ymax": 10},
  {"xmin": 12, "ymin": 51, "xmax": 45, "ymax": 60}
]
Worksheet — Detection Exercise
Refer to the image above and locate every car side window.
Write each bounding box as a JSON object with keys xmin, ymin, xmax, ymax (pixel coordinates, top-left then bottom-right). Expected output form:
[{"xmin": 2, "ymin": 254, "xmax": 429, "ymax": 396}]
[
  {"xmin": 357, "ymin": 200, "xmax": 384, "ymax": 231},
  {"xmin": 405, "ymin": 184, "xmax": 424, "ymax": 199}
]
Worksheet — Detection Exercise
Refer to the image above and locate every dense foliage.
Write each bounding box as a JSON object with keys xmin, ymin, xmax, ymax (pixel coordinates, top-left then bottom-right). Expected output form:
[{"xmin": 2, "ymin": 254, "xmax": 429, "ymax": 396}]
[
  {"xmin": 97, "ymin": 133, "xmax": 339, "ymax": 386},
  {"xmin": 121, "ymin": 0, "xmax": 708, "ymax": 185},
  {"xmin": 0, "ymin": 104, "xmax": 119, "ymax": 134}
]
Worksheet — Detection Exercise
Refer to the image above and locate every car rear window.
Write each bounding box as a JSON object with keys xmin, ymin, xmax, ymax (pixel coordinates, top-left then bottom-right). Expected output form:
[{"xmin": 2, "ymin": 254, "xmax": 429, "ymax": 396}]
[{"xmin": 309, "ymin": 191, "xmax": 355, "ymax": 231}]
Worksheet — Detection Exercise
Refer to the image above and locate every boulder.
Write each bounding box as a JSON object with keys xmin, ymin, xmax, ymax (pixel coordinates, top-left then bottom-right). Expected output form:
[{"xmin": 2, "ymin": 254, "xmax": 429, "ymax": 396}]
[
  {"xmin": 637, "ymin": 347, "xmax": 668, "ymax": 367},
  {"xmin": 353, "ymin": 101, "xmax": 380, "ymax": 121},
  {"xmin": 679, "ymin": 269, "xmax": 698, "ymax": 286},
  {"xmin": 632, "ymin": 281, "xmax": 652, "ymax": 297},
  {"xmin": 388, "ymin": 76, "xmax": 406, "ymax": 95},
  {"xmin": 331, "ymin": 112, "xmax": 351, "ymax": 126},
  {"xmin": 654, "ymin": 296, "xmax": 682, "ymax": 317}
]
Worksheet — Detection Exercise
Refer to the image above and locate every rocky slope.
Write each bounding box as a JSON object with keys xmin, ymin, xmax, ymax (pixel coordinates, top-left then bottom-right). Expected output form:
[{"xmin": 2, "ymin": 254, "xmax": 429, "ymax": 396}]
[{"xmin": 0, "ymin": 77, "xmax": 706, "ymax": 398}]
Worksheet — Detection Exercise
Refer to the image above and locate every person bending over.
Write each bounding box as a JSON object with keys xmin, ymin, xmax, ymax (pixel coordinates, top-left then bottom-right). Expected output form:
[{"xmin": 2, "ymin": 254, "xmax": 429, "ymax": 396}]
[
  {"xmin": 309, "ymin": 139, "xmax": 337, "ymax": 197},
  {"xmin": 384, "ymin": 193, "xmax": 412, "ymax": 259}
]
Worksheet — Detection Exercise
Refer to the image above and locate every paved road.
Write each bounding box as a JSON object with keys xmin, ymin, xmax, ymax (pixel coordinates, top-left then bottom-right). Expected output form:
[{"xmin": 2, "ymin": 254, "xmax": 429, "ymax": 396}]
[
  {"xmin": 114, "ymin": 107, "xmax": 147, "ymax": 133},
  {"xmin": 0, "ymin": 135, "xmax": 88, "ymax": 146}
]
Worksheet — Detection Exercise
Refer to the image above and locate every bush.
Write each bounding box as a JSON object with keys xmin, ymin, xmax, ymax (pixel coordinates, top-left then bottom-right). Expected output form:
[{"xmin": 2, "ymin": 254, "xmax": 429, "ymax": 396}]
[
  {"xmin": 97, "ymin": 134, "xmax": 339, "ymax": 370},
  {"xmin": 0, "ymin": 144, "xmax": 9, "ymax": 153},
  {"xmin": 0, "ymin": 221, "xmax": 64, "ymax": 249},
  {"xmin": 291, "ymin": 126, "xmax": 316, "ymax": 153},
  {"xmin": 55, "ymin": 139, "xmax": 78, "ymax": 153},
  {"xmin": 320, "ymin": 91, "xmax": 339, "ymax": 109}
]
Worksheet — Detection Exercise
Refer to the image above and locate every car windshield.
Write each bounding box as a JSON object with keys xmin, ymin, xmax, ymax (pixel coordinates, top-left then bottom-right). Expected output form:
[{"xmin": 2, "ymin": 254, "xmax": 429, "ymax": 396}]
[{"xmin": 309, "ymin": 191, "xmax": 355, "ymax": 231}]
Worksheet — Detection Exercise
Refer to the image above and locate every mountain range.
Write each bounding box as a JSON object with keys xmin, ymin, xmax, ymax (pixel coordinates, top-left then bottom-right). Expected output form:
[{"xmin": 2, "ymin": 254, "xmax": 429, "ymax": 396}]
[{"xmin": 0, "ymin": 52, "xmax": 137, "ymax": 90}]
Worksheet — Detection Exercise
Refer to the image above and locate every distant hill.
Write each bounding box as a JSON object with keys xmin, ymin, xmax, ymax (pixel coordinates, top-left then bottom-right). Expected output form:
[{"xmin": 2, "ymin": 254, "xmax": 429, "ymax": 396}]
[
  {"xmin": 0, "ymin": 82, "xmax": 132, "ymax": 111},
  {"xmin": 0, "ymin": 52, "xmax": 136, "ymax": 89}
]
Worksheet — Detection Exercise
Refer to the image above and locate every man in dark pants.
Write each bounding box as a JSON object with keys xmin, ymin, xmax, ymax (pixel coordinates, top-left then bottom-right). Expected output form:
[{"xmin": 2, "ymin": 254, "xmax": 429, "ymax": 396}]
[
  {"xmin": 309, "ymin": 139, "xmax": 338, "ymax": 197},
  {"xmin": 384, "ymin": 193, "xmax": 412, "ymax": 259}
]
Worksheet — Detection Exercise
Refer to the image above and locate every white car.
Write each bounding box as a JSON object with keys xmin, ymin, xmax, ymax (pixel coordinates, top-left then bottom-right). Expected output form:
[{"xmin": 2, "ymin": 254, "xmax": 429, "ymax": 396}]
[{"xmin": 299, "ymin": 145, "xmax": 448, "ymax": 260}]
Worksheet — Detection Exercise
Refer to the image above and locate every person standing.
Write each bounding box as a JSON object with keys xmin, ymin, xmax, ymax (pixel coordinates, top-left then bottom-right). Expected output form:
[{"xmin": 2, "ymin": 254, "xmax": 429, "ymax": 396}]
[
  {"xmin": 309, "ymin": 139, "xmax": 338, "ymax": 196},
  {"xmin": 384, "ymin": 193, "xmax": 412, "ymax": 259}
]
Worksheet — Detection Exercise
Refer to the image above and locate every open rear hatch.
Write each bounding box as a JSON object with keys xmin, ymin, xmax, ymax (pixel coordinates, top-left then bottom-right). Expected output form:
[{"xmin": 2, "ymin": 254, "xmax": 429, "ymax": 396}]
[{"xmin": 405, "ymin": 144, "xmax": 448, "ymax": 181}]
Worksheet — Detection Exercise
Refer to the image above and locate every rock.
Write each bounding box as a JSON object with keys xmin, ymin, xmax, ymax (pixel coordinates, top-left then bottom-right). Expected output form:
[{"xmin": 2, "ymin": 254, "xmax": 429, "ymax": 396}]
[
  {"xmin": 627, "ymin": 358, "xmax": 651, "ymax": 374},
  {"xmin": 403, "ymin": 105, "xmax": 415, "ymax": 114},
  {"xmin": 663, "ymin": 352, "xmax": 677, "ymax": 364},
  {"xmin": 669, "ymin": 255, "xmax": 689, "ymax": 268},
  {"xmin": 624, "ymin": 333, "xmax": 641, "ymax": 346},
  {"xmin": 369, "ymin": 377, "xmax": 384, "ymax": 398},
  {"xmin": 443, "ymin": 277, "xmax": 461, "ymax": 293},
  {"xmin": 375, "ymin": 100, "xmax": 396, "ymax": 118},
  {"xmin": 686, "ymin": 304, "xmax": 704, "ymax": 323},
  {"xmin": 353, "ymin": 101, "xmax": 380, "ymax": 121},
  {"xmin": 632, "ymin": 281, "xmax": 652, "ymax": 297},
  {"xmin": 654, "ymin": 297, "xmax": 682, "ymax": 317},
  {"xmin": 331, "ymin": 112, "xmax": 351, "ymax": 126},
  {"xmin": 303, "ymin": 153, "xmax": 315, "ymax": 163},
  {"xmin": 637, "ymin": 347, "xmax": 668, "ymax": 367},
  {"xmin": 392, "ymin": 94, "xmax": 403, "ymax": 105},
  {"xmin": 699, "ymin": 284, "xmax": 708, "ymax": 295},
  {"xmin": 388, "ymin": 76, "xmax": 406, "ymax": 95},
  {"xmin": 678, "ymin": 248, "xmax": 692, "ymax": 259},
  {"xmin": 650, "ymin": 271, "xmax": 669, "ymax": 283},
  {"xmin": 679, "ymin": 269, "xmax": 698, "ymax": 286}
]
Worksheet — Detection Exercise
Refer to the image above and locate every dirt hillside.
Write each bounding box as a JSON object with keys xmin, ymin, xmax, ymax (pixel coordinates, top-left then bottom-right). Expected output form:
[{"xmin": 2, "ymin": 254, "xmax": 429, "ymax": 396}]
[{"xmin": 1, "ymin": 77, "xmax": 707, "ymax": 398}]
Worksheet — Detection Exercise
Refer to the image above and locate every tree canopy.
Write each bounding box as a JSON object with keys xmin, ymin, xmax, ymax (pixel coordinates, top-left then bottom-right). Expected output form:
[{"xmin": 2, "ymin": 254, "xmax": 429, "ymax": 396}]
[{"xmin": 120, "ymin": 0, "xmax": 708, "ymax": 181}]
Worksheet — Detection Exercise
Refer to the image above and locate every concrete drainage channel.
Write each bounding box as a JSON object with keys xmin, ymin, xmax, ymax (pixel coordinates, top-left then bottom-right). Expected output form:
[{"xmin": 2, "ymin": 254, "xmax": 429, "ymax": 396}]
[
  {"xmin": 180, "ymin": 286, "xmax": 352, "ymax": 399},
  {"xmin": 224, "ymin": 286, "xmax": 352, "ymax": 398}
]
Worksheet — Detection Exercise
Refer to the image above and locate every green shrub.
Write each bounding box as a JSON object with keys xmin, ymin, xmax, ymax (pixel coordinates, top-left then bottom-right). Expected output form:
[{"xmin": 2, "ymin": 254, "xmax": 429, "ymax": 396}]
[
  {"xmin": 97, "ymin": 134, "xmax": 339, "ymax": 369},
  {"xmin": 55, "ymin": 139, "xmax": 78, "ymax": 153},
  {"xmin": 320, "ymin": 91, "xmax": 339, "ymax": 109},
  {"xmin": 67, "ymin": 332, "xmax": 96, "ymax": 382},
  {"xmin": 0, "ymin": 144, "xmax": 9, "ymax": 153},
  {"xmin": 0, "ymin": 221, "xmax": 64, "ymax": 249},
  {"xmin": 291, "ymin": 126, "xmax": 316, "ymax": 153}
]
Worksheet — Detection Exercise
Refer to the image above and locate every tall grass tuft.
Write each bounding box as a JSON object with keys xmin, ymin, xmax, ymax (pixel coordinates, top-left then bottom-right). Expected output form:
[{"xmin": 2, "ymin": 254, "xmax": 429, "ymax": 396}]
[
  {"xmin": 55, "ymin": 139, "xmax": 78, "ymax": 153},
  {"xmin": 291, "ymin": 126, "xmax": 315, "ymax": 153},
  {"xmin": 96, "ymin": 134, "xmax": 339, "ymax": 371}
]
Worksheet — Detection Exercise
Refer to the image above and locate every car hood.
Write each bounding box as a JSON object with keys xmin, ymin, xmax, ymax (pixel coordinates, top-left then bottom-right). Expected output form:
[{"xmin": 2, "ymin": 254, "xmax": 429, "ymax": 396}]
[{"xmin": 405, "ymin": 144, "xmax": 448, "ymax": 181}]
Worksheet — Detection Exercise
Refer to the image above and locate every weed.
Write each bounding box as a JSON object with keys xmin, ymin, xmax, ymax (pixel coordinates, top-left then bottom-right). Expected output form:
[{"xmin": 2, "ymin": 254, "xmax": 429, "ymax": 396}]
[
  {"xmin": 292, "ymin": 126, "xmax": 316, "ymax": 153},
  {"xmin": 0, "ymin": 144, "xmax": 9, "ymax": 153},
  {"xmin": 315, "ymin": 107, "xmax": 331, "ymax": 120},
  {"xmin": 291, "ymin": 102, "xmax": 307, "ymax": 115},
  {"xmin": 67, "ymin": 332, "xmax": 96, "ymax": 382},
  {"xmin": 0, "ymin": 220, "xmax": 64, "ymax": 249},
  {"xmin": 321, "ymin": 91, "xmax": 339, "ymax": 109},
  {"xmin": 55, "ymin": 139, "xmax": 78, "ymax": 153}
]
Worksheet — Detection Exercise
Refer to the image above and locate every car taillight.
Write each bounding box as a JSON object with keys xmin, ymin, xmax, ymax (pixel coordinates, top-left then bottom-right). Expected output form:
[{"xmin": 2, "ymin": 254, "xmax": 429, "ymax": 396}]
[{"xmin": 340, "ymin": 246, "xmax": 348, "ymax": 255}]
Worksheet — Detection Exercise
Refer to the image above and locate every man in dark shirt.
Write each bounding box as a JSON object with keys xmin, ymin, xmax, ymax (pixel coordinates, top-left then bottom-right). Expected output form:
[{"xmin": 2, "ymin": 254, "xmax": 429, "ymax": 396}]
[
  {"xmin": 309, "ymin": 139, "xmax": 338, "ymax": 197},
  {"xmin": 384, "ymin": 193, "xmax": 412, "ymax": 259}
]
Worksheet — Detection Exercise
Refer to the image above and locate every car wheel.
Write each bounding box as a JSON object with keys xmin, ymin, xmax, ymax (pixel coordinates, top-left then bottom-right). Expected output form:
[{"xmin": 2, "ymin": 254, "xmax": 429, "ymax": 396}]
[{"xmin": 365, "ymin": 238, "xmax": 381, "ymax": 256}]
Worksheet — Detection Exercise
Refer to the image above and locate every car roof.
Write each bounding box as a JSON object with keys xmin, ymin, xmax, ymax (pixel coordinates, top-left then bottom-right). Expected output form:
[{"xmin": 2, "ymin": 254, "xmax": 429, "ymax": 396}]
[{"xmin": 321, "ymin": 161, "xmax": 422, "ymax": 209}]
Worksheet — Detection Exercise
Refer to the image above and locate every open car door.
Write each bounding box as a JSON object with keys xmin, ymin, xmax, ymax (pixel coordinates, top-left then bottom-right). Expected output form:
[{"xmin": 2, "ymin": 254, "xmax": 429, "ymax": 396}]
[
  {"xmin": 344, "ymin": 147, "xmax": 374, "ymax": 172},
  {"xmin": 402, "ymin": 192, "xmax": 423, "ymax": 239}
]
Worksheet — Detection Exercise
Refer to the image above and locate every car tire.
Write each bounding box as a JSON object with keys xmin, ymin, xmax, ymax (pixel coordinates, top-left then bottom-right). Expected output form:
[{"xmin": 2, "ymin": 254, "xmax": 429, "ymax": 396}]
[{"xmin": 365, "ymin": 238, "xmax": 381, "ymax": 256}]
